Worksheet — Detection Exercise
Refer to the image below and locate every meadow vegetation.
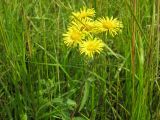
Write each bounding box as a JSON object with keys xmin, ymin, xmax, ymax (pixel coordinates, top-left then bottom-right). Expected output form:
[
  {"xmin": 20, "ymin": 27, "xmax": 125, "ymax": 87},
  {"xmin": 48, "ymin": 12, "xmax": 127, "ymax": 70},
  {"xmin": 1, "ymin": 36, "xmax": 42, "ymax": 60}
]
[{"xmin": 0, "ymin": 0, "xmax": 160, "ymax": 120}]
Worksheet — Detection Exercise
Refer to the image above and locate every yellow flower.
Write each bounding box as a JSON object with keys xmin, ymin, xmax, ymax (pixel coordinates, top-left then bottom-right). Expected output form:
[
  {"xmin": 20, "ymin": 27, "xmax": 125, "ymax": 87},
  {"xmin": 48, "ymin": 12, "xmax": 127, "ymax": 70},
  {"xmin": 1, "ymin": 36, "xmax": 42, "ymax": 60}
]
[
  {"xmin": 96, "ymin": 17, "xmax": 123, "ymax": 36},
  {"xmin": 80, "ymin": 37, "xmax": 105, "ymax": 58},
  {"xmin": 63, "ymin": 27, "xmax": 84, "ymax": 47},
  {"xmin": 71, "ymin": 18, "xmax": 99, "ymax": 34},
  {"xmin": 72, "ymin": 6, "xmax": 95, "ymax": 20}
]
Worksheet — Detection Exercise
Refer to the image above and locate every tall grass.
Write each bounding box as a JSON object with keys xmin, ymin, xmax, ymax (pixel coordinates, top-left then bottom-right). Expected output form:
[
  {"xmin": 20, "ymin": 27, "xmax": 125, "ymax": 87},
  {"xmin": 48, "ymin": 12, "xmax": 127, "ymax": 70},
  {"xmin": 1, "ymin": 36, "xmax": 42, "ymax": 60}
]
[{"xmin": 0, "ymin": 0, "xmax": 159, "ymax": 120}]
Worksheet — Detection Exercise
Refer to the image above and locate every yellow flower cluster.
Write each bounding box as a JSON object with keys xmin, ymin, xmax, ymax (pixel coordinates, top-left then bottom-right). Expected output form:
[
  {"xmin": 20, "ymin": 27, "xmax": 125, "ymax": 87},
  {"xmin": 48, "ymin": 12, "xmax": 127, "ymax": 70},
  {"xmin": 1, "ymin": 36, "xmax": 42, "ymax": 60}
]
[{"xmin": 63, "ymin": 6, "xmax": 123, "ymax": 58}]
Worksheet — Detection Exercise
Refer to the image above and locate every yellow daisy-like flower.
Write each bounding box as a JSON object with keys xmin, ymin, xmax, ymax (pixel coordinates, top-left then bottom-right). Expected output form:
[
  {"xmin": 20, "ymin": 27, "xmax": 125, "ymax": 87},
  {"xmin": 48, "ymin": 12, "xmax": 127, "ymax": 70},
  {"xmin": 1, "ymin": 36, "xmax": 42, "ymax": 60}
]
[
  {"xmin": 80, "ymin": 38, "xmax": 105, "ymax": 58},
  {"xmin": 71, "ymin": 18, "xmax": 99, "ymax": 34},
  {"xmin": 96, "ymin": 17, "xmax": 123, "ymax": 36},
  {"xmin": 63, "ymin": 27, "xmax": 84, "ymax": 47},
  {"xmin": 72, "ymin": 6, "xmax": 95, "ymax": 20}
]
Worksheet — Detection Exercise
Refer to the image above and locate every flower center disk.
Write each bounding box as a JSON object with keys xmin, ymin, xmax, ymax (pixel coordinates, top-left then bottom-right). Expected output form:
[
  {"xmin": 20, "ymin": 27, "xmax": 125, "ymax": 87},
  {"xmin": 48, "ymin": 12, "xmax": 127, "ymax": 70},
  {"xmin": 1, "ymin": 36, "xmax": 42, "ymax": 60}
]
[{"xmin": 70, "ymin": 31, "xmax": 81, "ymax": 41}]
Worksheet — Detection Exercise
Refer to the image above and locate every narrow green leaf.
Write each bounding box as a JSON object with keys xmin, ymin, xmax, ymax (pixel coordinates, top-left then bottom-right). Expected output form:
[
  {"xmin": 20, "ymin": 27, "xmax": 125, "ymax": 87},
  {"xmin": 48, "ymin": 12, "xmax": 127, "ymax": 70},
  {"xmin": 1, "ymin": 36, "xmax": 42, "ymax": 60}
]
[
  {"xmin": 79, "ymin": 79, "xmax": 90, "ymax": 112},
  {"xmin": 73, "ymin": 116, "xmax": 86, "ymax": 120},
  {"xmin": 67, "ymin": 99, "xmax": 77, "ymax": 107}
]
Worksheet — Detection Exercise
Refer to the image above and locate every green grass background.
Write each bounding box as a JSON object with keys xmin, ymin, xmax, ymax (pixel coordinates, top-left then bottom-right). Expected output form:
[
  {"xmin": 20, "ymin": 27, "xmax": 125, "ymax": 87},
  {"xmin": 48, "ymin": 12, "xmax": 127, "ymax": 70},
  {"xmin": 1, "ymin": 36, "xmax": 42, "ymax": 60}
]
[{"xmin": 0, "ymin": 0, "xmax": 160, "ymax": 120}]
